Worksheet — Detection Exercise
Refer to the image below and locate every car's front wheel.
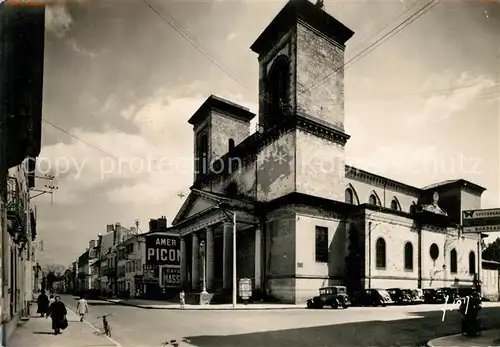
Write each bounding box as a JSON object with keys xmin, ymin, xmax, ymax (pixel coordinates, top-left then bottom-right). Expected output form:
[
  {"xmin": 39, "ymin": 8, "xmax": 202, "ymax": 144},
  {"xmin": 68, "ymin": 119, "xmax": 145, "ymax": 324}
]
[{"xmin": 307, "ymin": 301, "xmax": 313, "ymax": 309}]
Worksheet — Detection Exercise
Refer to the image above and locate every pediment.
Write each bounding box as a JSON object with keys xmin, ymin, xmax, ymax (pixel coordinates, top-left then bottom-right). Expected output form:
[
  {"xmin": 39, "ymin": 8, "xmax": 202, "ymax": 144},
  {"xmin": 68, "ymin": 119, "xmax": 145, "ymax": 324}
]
[{"xmin": 172, "ymin": 193, "xmax": 215, "ymax": 226}]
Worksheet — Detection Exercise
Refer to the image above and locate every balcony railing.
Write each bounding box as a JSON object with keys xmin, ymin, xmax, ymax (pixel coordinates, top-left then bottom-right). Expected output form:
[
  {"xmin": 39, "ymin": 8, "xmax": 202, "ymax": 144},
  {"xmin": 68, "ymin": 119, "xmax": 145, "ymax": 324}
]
[{"xmin": 6, "ymin": 176, "xmax": 27, "ymax": 246}]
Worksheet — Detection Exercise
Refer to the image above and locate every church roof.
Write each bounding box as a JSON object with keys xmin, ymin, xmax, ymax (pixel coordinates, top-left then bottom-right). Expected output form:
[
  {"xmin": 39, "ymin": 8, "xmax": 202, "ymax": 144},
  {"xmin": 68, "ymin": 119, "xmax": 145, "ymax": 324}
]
[
  {"xmin": 250, "ymin": 0, "xmax": 354, "ymax": 55},
  {"xmin": 421, "ymin": 179, "xmax": 486, "ymax": 193}
]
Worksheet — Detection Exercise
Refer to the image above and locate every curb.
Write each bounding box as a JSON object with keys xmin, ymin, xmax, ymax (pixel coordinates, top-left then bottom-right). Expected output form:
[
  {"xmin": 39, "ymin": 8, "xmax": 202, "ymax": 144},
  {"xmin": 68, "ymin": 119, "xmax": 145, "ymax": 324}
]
[{"xmin": 100, "ymin": 298, "xmax": 306, "ymax": 310}]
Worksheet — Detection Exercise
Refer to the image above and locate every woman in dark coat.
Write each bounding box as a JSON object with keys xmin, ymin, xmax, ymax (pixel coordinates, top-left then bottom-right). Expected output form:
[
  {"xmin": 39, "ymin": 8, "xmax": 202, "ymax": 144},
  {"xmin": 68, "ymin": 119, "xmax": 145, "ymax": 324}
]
[
  {"xmin": 36, "ymin": 291, "xmax": 49, "ymax": 317},
  {"xmin": 47, "ymin": 296, "xmax": 67, "ymax": 335}
]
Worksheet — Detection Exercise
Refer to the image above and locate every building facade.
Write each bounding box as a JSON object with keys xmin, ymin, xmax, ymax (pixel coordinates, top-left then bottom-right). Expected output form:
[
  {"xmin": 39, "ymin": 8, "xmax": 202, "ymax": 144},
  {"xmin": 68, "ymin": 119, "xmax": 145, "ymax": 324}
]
[{"xmin": 170, "ymin": 0, "xmax": 490, "ymax": 304}]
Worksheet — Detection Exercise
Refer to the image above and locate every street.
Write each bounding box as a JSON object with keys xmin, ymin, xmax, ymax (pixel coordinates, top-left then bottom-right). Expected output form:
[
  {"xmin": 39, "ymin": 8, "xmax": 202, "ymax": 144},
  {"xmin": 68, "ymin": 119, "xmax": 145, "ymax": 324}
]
[{"xmin": 60, "ymin": 295, "xmax": 500, "ymax": 347}]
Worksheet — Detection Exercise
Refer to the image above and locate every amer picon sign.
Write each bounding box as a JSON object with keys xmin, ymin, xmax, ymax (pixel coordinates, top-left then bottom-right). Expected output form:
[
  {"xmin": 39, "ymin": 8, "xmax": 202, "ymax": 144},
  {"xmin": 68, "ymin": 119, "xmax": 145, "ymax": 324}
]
[{"xmin": 145, "ymin": 233, "xmax": 181, "ymax": 266}]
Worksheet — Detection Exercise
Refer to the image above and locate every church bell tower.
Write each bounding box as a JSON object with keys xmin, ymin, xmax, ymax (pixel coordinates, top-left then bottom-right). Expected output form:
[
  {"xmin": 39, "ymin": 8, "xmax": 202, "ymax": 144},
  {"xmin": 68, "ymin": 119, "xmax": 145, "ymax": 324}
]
[{"xmin": 250, "ymin": 0, "xmax": 355, "ymax": 202}]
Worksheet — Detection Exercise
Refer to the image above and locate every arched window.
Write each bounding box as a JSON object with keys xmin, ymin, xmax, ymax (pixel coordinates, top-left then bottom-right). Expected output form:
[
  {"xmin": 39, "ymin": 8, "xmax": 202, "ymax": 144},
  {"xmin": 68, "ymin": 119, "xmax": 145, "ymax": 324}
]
[
  {"xmin": 376, "ymin": 238, "xmax": 386, "ymax": 268},
  {"xmin": 265, "ymin": 55, "xmax": 290, "ymax": 131},
  {"xmin": 196, "ymin": 133, "xmax": 208, "ymax": 177},
  {"xmin": 345, "ymin": 189, "xmax": 354, "ymax": 204},
  {"xmin": 228, "ymin": 138, "xmax": 235, "ymax": 151},
  {"xmin": 369, "ymin": 194, "xmax": 378, "ymax": 206},
  {"xmin": 391, "ymin": 199, "xmax": 400, "ymax": 211},
  {"xmin": 450, "ymin": 249, "xmax": 457, "ymax": 273},
  {"xmin": 404, "ymin": 242, "xmax": 413, "ymax": 270},
  {"xmin": 469, "ymin": 251, "xmax": 476, "ymax": 274},
  {"xmin": 430, "ymin": 243, "xmax": 439, "ymax": 261}
]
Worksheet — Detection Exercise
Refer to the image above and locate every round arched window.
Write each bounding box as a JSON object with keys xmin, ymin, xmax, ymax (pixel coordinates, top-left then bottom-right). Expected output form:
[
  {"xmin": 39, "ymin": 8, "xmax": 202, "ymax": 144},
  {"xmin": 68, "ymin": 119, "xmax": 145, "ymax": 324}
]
[{"xmin": 430, "ymin": 243, "xmax": 439, "ymax": 261}]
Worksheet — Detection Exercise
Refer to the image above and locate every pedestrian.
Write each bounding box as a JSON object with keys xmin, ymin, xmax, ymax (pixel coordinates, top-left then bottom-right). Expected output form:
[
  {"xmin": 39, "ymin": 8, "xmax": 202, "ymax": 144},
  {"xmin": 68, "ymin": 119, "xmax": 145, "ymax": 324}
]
[
  {"xmin": 47, "ymin": 296, "xmax": 68, "ymax": 335},
  {"xmin": 36, "ymin": 291, "xmax": 49, "ymax": 317},
  {"xmin": 47, "ymin": 294, "xmax": 55, "ymax": 317},
  {"xmin": 179, "ymin": 290, "xmax": 185, "ymax": 309},
  {"xmin": 76, "ymin": 295, "xmax": 89, "ymax": 322}
]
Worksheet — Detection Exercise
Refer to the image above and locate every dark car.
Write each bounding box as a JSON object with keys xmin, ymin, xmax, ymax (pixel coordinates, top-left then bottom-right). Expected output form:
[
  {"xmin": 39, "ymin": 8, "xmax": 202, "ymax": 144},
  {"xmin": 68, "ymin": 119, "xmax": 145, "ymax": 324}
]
[
  {"xmin": 410, "ymin": 289, "xmax": 425, "ymax": 304},
  {"xmin": 350, "ymin": 289, "xmax": 393, "ymax": 307},
  {"xmin": 423, "ymin": 288, "xmax": 446, "ymax": 304},
  {"xmin": 439, "ymin": 287, "xmax": 460, "ymax": 304},
  {"xmin": 387, "ymin": 288, "xmax": 412, "ymax": 305},
  {"xmin": 307, "ymin": 286, "xmax": 351, "ymax": 309}
]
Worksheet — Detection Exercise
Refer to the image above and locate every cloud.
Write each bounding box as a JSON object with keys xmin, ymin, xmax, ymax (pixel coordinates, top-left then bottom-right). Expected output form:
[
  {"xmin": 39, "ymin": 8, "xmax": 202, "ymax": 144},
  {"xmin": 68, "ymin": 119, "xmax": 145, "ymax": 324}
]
[
  {"xmin": 106, "ymin": 88, "xmax": 258, "ymax": 205},
  {"xmin": 45, "ymin": 3, "xmax": 101, "ymax": 58},
  {"xmin": 45, "ymin": 4, "xmax": 72, "ymax": 38},
  {"xmin": 40, "ymin": 86, "xmax": 258, "ymax": 210},
  {"xmin": 226, "ymin": 32, "xmax": 237, "ymax": 41},
  {"xmin": 407, "ymin": 73, "xmax": 497, "ymax": 127}
]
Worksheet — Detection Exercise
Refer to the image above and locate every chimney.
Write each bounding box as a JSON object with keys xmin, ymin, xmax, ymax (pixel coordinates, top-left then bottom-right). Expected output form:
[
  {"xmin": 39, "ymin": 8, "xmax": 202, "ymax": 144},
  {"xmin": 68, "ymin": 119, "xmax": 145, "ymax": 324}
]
[
  {"xmin": 149, "ymin": 219, "xmax": 159, "ymax": 233},
  {"xmin": 106, "ymin": 224, "xmax": 114, "ymax": 233},
  {"xmin": 158, "ymin": 217, "xmax": 167, "ymax": 230}
]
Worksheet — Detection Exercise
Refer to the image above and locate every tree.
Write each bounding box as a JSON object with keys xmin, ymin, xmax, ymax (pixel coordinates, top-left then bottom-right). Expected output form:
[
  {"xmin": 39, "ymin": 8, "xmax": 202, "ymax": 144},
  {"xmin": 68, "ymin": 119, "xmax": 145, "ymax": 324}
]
[
  {"xmin": 42, "ymin": 263, "xmax": 66, "ymax": 290},
  {"xmin": 482, "ymin": 237, "xmax": 500, "ymax": 262}
]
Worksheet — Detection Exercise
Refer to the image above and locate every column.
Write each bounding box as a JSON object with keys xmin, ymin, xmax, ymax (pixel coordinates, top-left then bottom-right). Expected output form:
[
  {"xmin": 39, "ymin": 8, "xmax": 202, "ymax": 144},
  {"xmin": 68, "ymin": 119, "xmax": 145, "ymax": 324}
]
[
  {"xmin": 222, "ymin": 221, "xmax": 233, "ymax": 290},
  {"xmin": 254, "ymin": 228, "xmax": 262, "ymax": 290},
  {"xmin": 206, "ymin": 227, "xmax": 214, "ymax": 291},
  {"xmin": 191, "ymin": 233, "xmax": 199, "ymax": 290},
  {"xmin": 180, "ymin": 237, "xmax": 187, "ymax": 288}
]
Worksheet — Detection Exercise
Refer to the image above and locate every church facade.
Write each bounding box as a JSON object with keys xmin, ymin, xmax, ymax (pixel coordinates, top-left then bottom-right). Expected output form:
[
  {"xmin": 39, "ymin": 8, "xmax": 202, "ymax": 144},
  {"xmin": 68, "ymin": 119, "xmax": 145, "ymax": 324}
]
[{"xmin": 171, "ymin": 0, "xmax": 485, "ymax": 304}]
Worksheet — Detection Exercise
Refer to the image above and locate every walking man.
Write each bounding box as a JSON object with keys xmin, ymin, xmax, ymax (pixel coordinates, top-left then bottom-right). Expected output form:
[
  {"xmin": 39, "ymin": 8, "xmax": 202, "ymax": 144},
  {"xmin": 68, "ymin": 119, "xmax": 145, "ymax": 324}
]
[
  {"xmin": 179, "ymin": 290, "xmax": 185, "ymax": 309},
  {"xmin": 77, "ymin": 296, "xmax": 89, "ymax": 322}
]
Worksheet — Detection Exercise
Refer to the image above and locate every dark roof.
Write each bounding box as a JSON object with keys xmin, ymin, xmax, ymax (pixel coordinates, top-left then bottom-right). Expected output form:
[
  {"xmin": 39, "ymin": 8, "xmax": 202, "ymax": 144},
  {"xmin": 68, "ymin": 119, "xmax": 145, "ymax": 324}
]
[
  {"xmin": 188, "ymin": 95, "xmax": 255, "ymax": 126},
  {"xmin": 251, "ymin": 0, "xmax": 354, "ymax": 55},
  {"xmin": 422, "ymin": 179, "xmax": 486, "ymax": 194}
]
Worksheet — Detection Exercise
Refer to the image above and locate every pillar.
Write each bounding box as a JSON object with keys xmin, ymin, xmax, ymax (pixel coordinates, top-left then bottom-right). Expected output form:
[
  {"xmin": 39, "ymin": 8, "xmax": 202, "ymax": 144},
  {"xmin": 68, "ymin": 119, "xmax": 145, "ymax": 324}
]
[
  {"xmin": 254, "ymin": 228, "xmax": 262, "ymax": 290},
  {"xmin": 206, "ymin": 227, "xmax": 214, "ymax": 291},
  {"xmin": 180, "ymin": 237, "xmax": 187, "ymax": 288},
  {"xmin": 191, "ymin": 233, "xmax": 199, "ymax": 290},
  {"xmin": 222, "ymin": 221, "xmax": 233, "ymax": 290}
]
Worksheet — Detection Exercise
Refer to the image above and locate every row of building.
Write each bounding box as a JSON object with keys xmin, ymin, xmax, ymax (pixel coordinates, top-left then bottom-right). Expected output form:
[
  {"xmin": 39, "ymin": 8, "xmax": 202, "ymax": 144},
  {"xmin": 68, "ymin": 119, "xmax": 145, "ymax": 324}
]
[
  {"xmin": 0, "ymin": 2, "xmax": 47, "ymax": 345},
  {"xmin": 65, "ymin": 217, "xmax": 181, "ymax": 300}
]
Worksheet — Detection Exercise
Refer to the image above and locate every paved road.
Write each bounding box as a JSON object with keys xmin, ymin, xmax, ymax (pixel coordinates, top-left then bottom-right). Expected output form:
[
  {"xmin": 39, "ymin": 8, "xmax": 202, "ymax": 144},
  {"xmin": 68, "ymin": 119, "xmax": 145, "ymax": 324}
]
[{"xmin": 60, "ymin": 295, "xmax": 500, "ymax": 347}]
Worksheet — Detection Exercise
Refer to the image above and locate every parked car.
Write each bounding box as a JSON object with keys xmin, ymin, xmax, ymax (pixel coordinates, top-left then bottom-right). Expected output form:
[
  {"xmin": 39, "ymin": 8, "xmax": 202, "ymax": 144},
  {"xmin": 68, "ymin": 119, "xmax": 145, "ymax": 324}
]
[
  {"xmin": 410, "ymin": 289, "xmax": 425, "ymax": 304},
  {"xmin": 350, "ymin": 289, "xmax": 393, "ymax": 307},
  {"xmin": 439, "ymin": 287, "xmax": 460, "ymax": 304},
  {"xmin": 307, "ymin": 286, "xmax": 351, "ymax": 309},
  {"xmin": 387, "ymin": 288, "xmax": 412, "ymax": 305},
  {"xmin": 423, "ymin": 288, "xmax": 446, "ymax": 304}
]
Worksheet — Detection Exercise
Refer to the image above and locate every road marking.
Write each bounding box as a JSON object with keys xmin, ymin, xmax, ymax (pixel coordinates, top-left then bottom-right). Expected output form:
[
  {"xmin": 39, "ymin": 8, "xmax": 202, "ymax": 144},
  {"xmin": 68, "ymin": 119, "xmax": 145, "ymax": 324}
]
[{"xmin": 66, "ymin": 307, "xmax": 124, "ymax": 347}]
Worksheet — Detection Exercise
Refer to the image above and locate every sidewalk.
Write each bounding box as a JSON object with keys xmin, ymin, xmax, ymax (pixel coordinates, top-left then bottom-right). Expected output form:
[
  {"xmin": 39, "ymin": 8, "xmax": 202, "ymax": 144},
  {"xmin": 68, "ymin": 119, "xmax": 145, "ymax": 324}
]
[
  {"xmin": 428, "ymin": 329, "xmax": 500, "ymax": 347},
  {"xmin": 102, "ymin": 298, "xmax": 305, "ymax": 310},
  {"xmin": 9, "ymin": 304, "xmax": 118, "ymax": 347}
]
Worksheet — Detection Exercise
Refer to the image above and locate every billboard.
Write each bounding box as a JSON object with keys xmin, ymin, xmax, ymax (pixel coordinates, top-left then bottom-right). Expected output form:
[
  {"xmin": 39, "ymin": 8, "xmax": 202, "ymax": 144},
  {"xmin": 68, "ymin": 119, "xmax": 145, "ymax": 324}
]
[
  {"xmin": 160, "ymin": 267, "xmax": 180, "ymax": 287},
  {"xmin": 462, "ymin": 208, "xmax": 500, "ymax": 233},
  {"xmin": 145, "ymin": 234, "xmax": 180, "ymax": 266}
]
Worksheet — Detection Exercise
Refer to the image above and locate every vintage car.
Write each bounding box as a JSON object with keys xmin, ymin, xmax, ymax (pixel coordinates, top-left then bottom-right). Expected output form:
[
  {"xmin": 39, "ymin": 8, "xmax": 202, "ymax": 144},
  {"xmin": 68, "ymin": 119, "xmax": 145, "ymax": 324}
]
[
  {"xmin": 423, "ymin": 288, "xmax": 446, "ymax": 304},
  {"xmin": 387, "ymin": 288, "xmax": 413, "ymax": 305},
  {"xmin": 350, "ymin": 289, "xmax": 394, "ymax": 307},
  {"xmin": 410, "ymin": 289, "xmax": 425, "ymax": 304},
  {"xmin": 306, "ymin": 286, "xmax": 351, "ymax": 309}
]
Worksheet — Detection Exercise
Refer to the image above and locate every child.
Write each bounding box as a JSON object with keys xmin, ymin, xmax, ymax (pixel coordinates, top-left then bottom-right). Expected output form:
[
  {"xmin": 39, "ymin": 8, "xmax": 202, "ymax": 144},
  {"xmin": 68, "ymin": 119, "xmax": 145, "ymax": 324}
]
[
  {"xmin": 76, "ymin": 296, "xmax": 89, "ymax": 322},
  {"xmin": 179, "ymin": 290, "xmax": 185, "ymax": 309}
]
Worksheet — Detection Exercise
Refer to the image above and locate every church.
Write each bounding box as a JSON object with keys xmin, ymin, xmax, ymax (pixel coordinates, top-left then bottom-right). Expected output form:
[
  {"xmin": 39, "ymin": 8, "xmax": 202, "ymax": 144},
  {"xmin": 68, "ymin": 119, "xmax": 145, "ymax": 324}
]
[{"xmin": 170, "ymin": 0, "xmax": 485, "ymax": 304}]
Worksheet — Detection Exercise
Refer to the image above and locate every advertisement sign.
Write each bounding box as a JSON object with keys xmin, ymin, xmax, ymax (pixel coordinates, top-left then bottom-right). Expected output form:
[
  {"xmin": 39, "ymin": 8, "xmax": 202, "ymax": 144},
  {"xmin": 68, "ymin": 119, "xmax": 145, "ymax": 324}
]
[
  {"xmin": 239, "ymin": 278, "xmax": 252, "ymax": 300},
  {"xmin": 145, "ymin": 234, "xmax": 180, "ymax": 266},
  {"xmin": 463, "ymin": 208, "xmax": 500, "ymax": 233},
  {"xmin": 160, "ymin": 267, "xmax": 181, "ymax": 288}
]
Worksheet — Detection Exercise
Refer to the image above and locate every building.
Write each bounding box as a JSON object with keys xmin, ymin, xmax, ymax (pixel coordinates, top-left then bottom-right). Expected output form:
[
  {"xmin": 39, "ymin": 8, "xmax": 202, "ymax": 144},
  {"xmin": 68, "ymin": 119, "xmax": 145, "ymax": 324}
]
[
  {"xmin": 117, "ymin": 233, "xmax": 145, "ymax": 296},
  {"xmin": 170, "ymin": 0, "xmax": 492, "ymax": 304},
  {"xmin": 0, "ymin": 1, "xmax": 45, "ymax": 344},
  {"xmin": 481, "ymin": 259, "xmax": 500, "ymax": 301}
]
